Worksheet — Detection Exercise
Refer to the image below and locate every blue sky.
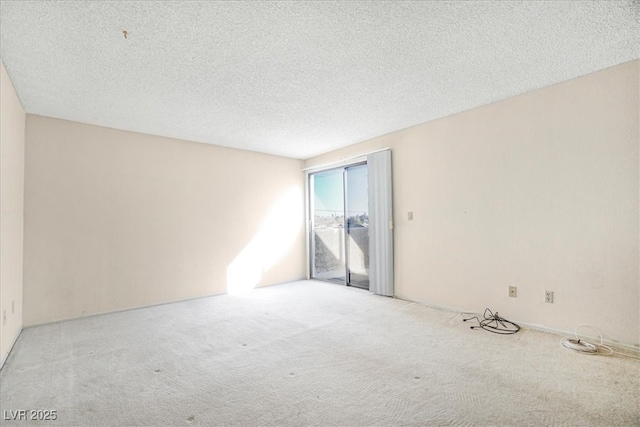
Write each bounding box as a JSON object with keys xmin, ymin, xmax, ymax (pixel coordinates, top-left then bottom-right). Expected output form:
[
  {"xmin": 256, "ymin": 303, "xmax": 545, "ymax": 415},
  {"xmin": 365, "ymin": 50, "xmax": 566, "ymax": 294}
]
[{"xmin": 313, "ymin": 165, "xmax": 368, "ymax": 217}]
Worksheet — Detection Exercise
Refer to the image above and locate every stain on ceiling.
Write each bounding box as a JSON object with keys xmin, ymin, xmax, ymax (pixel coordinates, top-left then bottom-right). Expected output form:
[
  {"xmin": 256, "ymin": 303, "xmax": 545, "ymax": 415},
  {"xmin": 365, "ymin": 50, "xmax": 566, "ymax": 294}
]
[{"xmin": 0, "ymin": 1, "xmax": 638, "ymax": 159}]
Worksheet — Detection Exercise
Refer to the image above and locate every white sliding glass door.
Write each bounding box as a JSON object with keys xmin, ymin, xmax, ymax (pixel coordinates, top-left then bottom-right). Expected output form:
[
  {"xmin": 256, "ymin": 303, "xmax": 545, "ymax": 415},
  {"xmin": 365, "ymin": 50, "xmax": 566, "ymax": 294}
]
[{"xmin": 310, "ymin": 164, "xmax": 369, "ymax": 289}]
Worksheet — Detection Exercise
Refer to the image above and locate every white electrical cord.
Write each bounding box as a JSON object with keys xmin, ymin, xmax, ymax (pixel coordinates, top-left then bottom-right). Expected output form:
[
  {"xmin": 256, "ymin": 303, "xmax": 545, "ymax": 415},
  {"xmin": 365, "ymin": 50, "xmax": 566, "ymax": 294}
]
[
  {"xmin": 561, "ymin": 324, "xmax": 640, "ymax": 360},
  {"xmin": 561, "ymin": 324, "xmax": 612, "ymax": 355},
  {"xmin": 562, "ymin": 338, "xmax": 600, "ymax": 354}
]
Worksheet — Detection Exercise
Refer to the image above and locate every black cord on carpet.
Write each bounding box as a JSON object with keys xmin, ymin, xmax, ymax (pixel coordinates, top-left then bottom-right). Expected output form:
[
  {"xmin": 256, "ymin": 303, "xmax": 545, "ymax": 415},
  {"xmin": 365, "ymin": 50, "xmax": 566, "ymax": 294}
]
[{"xmin": 463, "ymin": 308, "xmax": 520, "ymax": 334}]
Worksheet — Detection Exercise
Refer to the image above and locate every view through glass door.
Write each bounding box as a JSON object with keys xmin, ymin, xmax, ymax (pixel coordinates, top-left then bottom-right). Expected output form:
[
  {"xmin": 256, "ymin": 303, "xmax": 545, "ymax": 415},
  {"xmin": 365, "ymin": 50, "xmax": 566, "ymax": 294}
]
[{"xmin": 310, "ymin": 163, "xmax": 369, "ymax": 289}]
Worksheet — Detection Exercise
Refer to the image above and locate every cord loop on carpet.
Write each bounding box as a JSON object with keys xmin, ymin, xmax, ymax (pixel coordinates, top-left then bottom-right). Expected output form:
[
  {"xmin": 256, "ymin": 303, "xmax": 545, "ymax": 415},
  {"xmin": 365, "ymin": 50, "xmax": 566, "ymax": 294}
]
[{"xmin": 463, "ymin": 308, "xmax": 520, "ymax": 334}]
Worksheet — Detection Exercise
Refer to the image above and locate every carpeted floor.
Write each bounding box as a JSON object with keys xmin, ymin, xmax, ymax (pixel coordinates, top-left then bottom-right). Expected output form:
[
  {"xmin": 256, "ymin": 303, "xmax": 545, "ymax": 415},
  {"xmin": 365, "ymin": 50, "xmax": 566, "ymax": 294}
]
[{"xmin": 1, "ymin": 280, "xmax": 638, "ymax": 426}]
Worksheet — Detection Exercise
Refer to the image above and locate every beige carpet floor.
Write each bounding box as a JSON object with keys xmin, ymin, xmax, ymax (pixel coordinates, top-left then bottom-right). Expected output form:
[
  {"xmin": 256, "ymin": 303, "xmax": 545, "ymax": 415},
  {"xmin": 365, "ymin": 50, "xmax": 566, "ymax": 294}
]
[{"xmin": 1, "ymin": 280, "xmax": 638, "ymax": 426}]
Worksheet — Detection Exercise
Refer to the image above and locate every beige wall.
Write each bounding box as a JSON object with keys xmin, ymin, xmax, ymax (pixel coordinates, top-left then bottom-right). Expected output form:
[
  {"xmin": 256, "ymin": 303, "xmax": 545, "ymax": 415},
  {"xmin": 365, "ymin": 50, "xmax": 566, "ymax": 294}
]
[
  {"xmin": 306, "ymin": 60, "xmax": 640, "ymax": 347},
  {"xmin": 24, "ymin": 116, "xmax": 306, "ymax": 325},
  {"xmin": 1, "ymin": 62, "xmax": 26, "ymax": 366}
]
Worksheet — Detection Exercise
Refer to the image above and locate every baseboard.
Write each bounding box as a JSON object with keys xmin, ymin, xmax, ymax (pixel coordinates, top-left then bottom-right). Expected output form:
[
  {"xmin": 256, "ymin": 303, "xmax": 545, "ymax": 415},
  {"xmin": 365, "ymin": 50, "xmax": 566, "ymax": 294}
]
[
  {"xmin": 24, "ymin": 292, "xmax": 224, "ymax": 329},
  {"xmin": 19, "ymin": 285, "xmax": 640, "ymax": 354},
  {"xmin": 393, "ymin": 293, "xmax": 640, "ymax": 354},
  {"xmin": 24, "ymin": 278, "xmax": 307, "ymax": 329},
  {"xmin": 0, "ymin": 326, "xmax": 23, "ymax": 370}
]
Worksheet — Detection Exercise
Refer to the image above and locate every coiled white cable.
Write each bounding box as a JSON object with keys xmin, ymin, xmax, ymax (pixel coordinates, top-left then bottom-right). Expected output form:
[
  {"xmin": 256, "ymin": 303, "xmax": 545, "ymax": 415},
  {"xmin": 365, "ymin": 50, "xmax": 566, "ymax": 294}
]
[
  {"xmin": 561, "ymin": 337, "xmax": 600, "ymax": 354},
  {"xmin": 560, "ymin": 324, "xmax": 640, "ymax": 359}
]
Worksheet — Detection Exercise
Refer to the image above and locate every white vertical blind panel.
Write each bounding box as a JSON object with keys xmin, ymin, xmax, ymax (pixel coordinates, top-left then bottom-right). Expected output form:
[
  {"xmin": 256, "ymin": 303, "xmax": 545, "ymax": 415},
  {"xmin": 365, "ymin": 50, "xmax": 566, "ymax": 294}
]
[{"xmin": 367, "ymin": 150, "xmax": 394, "ymax": 296}]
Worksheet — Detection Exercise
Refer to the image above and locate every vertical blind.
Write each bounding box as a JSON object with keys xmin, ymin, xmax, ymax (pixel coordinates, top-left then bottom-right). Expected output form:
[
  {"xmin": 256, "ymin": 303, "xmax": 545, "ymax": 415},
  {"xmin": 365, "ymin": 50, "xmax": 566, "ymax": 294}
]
[{"xmin": 367, "ymin": 150, "xmax": 394, "ymax": 296}]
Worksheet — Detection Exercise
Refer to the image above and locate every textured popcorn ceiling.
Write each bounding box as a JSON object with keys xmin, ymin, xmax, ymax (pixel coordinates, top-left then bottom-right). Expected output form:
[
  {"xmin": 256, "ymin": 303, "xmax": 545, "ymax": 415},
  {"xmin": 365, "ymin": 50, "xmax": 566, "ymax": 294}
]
[{"xmin": 0, "ymin": 1, "xmax": 638, "ymax": 159}]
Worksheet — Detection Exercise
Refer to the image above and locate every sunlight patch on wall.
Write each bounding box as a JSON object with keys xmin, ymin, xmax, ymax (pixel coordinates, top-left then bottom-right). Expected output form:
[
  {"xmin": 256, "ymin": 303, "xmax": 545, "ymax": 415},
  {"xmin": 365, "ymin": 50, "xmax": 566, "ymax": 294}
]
[{"xmin": 227, "ymin": 187, "xmax": 302, "ymax": 296}]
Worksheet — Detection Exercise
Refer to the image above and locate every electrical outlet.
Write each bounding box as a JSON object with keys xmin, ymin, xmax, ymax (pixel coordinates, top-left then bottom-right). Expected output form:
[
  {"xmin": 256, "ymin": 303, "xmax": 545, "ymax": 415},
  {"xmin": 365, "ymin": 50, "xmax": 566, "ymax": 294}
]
[
  {"xmin": 407, "ymin": 211, "xmax": 413, "ymax": 221},
  {"xmin": 509, "ymin": 286, "xmax": 517, "ymax": 298},
  {"xmin": 545, "ymin": 290, "xmax": 554, "ymax": 303}
]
